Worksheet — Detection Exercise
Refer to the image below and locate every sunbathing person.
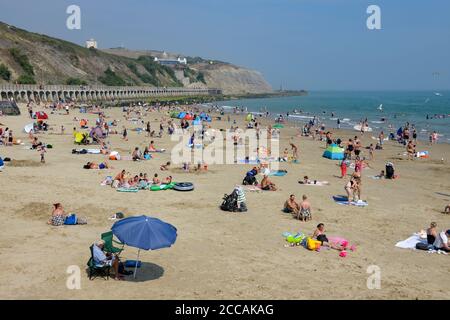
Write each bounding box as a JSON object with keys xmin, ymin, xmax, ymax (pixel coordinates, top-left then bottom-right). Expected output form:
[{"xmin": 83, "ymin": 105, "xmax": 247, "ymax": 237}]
[
  {"xmin": 433, "ymin": 229, "xmax": 450, "ymax": 252},
  {"xmin": 261, "ymin": 175, "xmax": 277, "ymax": 191},
  {"xmin": 152, "ymin": 173, "xmax": 161, "ymax": 185},
  {"xmin": 149, "ymin": 141, "xmax": 157, "ymax": 152},
  {"xmin": 132, "ymin": 147, "xmax": 143, "ymax": 161},
  {"xmin": 299, "ymin": 176, "xmax": 311, "ymax": 184},
  {"xmin": 47, "ymin": 203, "xmax": 66, "ymax": 226},
  {"xmin": 444, "ymin": 204, "xmax": 450, "ymax": 214},
  {"xmin": 163, "ymin": 175, "xmax": 173, "ymax": 184},
  {"xmin": 284, "ymin": 194, "xmax": 300, "ymax": 215},
  {"xmin": 312, "ymin": 223, "xmax": 345, "ymax": 250},
  {"xmin": 160, "ymin": 161, "xmax": 171, "ymax": 171},
  {"xmin": 92, "ymin": 240, "xmax": 124, "ymax": 281},
  {"xmin": 113, "ymin": 169, "xmax": 126, "ymax": 188},
  {"xmin": 427, "ymin": 222, "xmax": 438, "ymax": 245},
  {"xmin": 83, "ymin": 161, "xmax": 111, "ymax": 169}
]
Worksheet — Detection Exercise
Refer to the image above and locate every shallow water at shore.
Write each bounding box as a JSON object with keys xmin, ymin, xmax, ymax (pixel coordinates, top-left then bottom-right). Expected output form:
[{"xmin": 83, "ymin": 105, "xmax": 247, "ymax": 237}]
[{"xmin": 215, "ymin": 91, "xmax": 450, "ymax": 143}]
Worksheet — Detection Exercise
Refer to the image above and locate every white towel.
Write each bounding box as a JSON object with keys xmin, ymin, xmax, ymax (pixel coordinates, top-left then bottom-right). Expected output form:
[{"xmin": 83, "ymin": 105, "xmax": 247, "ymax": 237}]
[{"xmin": 395, "ymin": 234, "xmax": 425, "ymax": 249}]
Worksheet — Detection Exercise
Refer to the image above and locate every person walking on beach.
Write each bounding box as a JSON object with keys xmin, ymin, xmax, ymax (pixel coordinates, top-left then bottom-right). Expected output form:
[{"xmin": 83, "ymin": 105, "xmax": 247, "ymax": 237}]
[
  {"xmin": 290, "ymin": 142, "xmax": 299, "ymax": 161},
  {"xmin": 407, "ymin": 141, "xmax": 415, "ymax": 160},
  {"xmin": 337, "ymin": 118, "xmax": 340, "ymax": 129},
  {"xmin": 122, "ymin": 126, "xmax": 128, "ymax": 141},
  {"xmin": 378, "ymin": 131, "xmax": 385, "ymax": 147}
]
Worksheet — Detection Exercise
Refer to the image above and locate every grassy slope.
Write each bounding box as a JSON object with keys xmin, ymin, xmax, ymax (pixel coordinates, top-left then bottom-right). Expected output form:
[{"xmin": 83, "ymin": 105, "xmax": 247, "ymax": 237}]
[{"xmin": 0, "ymin": 21, "xmax": 181, "ymax": 86}]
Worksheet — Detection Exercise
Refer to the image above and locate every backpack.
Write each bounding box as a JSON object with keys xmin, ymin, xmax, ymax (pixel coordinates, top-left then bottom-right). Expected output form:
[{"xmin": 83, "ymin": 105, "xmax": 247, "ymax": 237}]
[
  {"xmin": 220, "ymin": 192, "xmax": 239, "ymax": 212},
  {"xmin": 64, "ymin": 214, "xmax": 78, "ymax": 225},
  {"xmin": 385, "ymin": 163, "xmax": 394, "ymax": 179},
  {"xmin": 242, "ymin": 174, "xmax": 257, "ymax": 186}
]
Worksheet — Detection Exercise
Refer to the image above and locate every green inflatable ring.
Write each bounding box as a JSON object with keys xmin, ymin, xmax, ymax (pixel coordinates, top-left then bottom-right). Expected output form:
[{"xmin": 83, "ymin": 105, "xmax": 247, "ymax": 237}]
[{"xmin": 149, "ymin": 182, "xmax": 176, "ymax": 191}]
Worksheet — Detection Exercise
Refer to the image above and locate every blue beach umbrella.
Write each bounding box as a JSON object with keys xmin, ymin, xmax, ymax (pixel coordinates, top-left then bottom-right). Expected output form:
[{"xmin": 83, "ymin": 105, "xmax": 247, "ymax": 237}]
[{"xmin": 111, "ymin": 215, "xmax": 177, "ymax": 278}]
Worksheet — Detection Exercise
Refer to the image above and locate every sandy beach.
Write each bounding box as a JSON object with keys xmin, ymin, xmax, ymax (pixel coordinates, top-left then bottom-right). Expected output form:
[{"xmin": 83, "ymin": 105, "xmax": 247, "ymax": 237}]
[{"xmin": 0, "ymin": 102, "xmax": 449, "ymax": 300}]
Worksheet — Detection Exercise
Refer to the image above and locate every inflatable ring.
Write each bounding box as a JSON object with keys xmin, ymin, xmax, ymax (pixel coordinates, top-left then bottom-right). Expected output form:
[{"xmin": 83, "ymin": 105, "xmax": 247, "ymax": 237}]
[
  {"xmin": 150, "ymin": 182, "xmax": 175, "ymax": 191},
  {"xmin": 173, "ymin": 182, "xmax": 194, "ymax": 191}
]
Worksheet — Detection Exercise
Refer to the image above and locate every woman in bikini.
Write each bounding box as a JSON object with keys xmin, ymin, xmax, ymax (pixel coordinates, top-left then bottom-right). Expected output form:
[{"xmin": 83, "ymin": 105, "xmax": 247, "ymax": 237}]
[
  {"xmin": 344, "ymin": 178, "xmax": 355, "ymax": 202},
  {"xmin": 312, "ymin": 223, "xmax": 345, "ymax": 250}
]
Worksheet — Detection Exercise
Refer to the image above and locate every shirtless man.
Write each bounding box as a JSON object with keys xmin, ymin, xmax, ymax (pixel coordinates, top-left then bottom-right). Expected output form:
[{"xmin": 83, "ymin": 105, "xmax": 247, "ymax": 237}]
[
  {"xmin": 284, "ymin": 194, "xmax": 300, "ymax": 215},
  {"xmin": 113, "ymin": 170, "xmax": 126, "ymax": 188},
  {"xmin": 261, "ymin": 175, "xmax": 277, "ymax": 191},
  {"xmin": 152, "ymin": 173, "xmax": 161, "ymax": 185}
]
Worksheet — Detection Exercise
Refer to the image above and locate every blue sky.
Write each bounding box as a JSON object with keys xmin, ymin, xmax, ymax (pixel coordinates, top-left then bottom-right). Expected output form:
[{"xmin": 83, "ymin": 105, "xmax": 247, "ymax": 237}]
[{"xmin": 1, "ymin": 0, "xmax": 449, "ymax": 90}]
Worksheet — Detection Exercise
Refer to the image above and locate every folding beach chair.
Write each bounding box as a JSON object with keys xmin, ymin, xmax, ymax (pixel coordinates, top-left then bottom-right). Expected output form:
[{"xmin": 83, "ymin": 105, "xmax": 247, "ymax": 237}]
[
  {"xmin": 87, "ymin": 245, "xmax": 111, "ymax": 280},
  {"xmin": 101, "ymin": 231, "xmax": 124, "ymax": 256}
]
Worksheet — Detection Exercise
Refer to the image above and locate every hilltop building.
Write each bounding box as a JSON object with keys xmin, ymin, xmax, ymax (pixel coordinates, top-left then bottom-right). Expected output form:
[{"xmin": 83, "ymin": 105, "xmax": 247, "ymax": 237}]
[{"xmin": 85, "ymin": 39, "xmax": 98, "ymax": 49}]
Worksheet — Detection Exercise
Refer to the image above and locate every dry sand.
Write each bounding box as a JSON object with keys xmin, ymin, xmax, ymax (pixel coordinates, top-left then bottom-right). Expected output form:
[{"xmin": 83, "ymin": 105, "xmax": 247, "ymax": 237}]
[{"xmin": 0, "ymin": 103, "xmax": 449, "ymax": 299}]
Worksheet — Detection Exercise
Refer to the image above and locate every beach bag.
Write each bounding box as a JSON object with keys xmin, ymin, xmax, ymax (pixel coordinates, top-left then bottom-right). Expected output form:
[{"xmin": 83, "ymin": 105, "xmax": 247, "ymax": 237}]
[
  {"xmin": 415, "ymin": 242, "xmax": 432, "ymax": 251},
  {"xmin": 242, "ymin": 175, "xmax": 257, "ymax": 186},
  {"xmin": 385, "ymin": 163, "xmax": 394, "ymax": 179},
  {"xmin": 220, "ymin": 192, "xmax": 238, "ymax": 212},
  {"xmin": 64, "ymin": 214, "xmax": 78, "ymax": 225},
  {"xmin": 306, "ymin": 237, "xmax": 321, "ymax": 251}
]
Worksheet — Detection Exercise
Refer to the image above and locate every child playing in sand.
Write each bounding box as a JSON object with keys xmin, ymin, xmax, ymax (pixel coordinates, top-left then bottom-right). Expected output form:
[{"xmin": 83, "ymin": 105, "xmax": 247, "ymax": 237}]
[
  {"xmin": 38, "ymin": 145, "xmax": 46, "ymax": 163},
  {"xmin": 160, "ymin": 161, "xmax": 171, "ymax": 171}
]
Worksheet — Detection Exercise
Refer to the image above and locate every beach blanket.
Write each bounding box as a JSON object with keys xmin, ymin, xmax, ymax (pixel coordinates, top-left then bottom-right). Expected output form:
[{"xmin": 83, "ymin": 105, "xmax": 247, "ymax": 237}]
[
  {"xmin": 395, "ymin": 234, "xmax": 425, "ymax": 249},
  {"xmin": 116, "ymin": 187, "xmax": 139, "ymax": 193},
  {"xmin": 333, "ymin": 196, "xmax": 368, "ymax": 206},
  {"xmin": 268, "ymin": 170, "xmax": 287, "ymax": 177},
  {"xmin": 240, "ymin": 185, "xmax": 262, "ymax": 192},
  {"xmin": 300, "ymin": 181, "xmax": 329, "ymax": 186},
  {"xmin": 149, "ymin": 149, "xmax": 166, "ymax": 153}
]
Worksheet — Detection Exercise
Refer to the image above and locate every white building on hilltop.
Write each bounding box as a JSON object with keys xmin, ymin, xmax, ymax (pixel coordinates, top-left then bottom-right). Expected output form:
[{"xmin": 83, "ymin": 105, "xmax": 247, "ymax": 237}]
[
  {"xmin": 154, "ymin": 56, "xmax": 187, "ymax": 66},
  {"xmin": 85, "ymin": 39, "xmax": 98, "ymax": 49}
]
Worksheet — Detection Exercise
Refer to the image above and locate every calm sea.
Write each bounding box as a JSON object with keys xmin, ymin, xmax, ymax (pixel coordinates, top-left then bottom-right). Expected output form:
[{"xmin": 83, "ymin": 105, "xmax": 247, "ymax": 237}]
[{"xmin": 216, "ymin": 91, "xmax": 450, "ymax": 143}]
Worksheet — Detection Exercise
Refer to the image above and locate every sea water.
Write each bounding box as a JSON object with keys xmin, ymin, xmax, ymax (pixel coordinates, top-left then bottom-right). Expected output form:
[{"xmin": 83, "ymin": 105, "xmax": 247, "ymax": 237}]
[{"xmin": 216, "ymin": 91, "xmax": 450, "ymax": 143}]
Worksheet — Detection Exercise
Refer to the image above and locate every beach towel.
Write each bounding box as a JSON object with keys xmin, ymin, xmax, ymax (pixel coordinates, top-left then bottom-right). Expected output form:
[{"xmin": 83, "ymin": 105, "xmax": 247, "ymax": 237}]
[
  {"xmin": 240, "ymin": 185, "xmax": 262, "ymax": 192},
  {"xmin": 333, "ymin": 196, "xmax": 368, "ymax": 206},
  {"xmin": 116, "ymin": 187, "xmax": 139, "ymax": 193},
  {"xmin": 149, "ymin": 149, "xmax": 166, "ymax": 153},
  {"xmin": 86, "ymin": 149, "xmax": 101, "ymax": 154},
  {"xmin": 395, "ymin": 234, "xmax": 426, "ymax": 249},
  {"xmin": 268, "ymin": 170, "xmax": 287, "ymax": 177},
  {"xmin": 300, "ymin": 181, "xmax": 329, "ymax": 186}
]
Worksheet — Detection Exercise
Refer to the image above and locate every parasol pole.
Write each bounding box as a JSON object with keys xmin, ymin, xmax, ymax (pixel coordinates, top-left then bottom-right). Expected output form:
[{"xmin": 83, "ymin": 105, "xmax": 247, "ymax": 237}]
[{"xmin": 133, "ymin": 249, "xmax": 140, "ymax": 279}]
